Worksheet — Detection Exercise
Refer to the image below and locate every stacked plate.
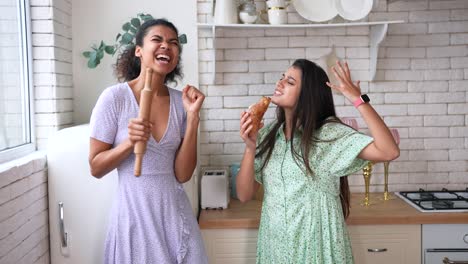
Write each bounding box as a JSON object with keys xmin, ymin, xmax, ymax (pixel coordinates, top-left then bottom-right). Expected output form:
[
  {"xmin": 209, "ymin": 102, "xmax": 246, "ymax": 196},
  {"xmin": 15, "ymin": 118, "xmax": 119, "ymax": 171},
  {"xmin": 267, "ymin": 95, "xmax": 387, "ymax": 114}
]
[{"xmin": 294, "ymin": 0, "xmax": 373, "ymax": 22}]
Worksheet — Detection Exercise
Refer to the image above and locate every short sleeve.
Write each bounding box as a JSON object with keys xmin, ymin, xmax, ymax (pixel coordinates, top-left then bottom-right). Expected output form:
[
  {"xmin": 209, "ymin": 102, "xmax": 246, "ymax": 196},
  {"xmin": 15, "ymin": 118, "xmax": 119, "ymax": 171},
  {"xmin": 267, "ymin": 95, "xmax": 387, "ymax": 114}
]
[
  {"xmin": 89, "ymin": 88, "xmax": 118, "ymax": 144},
  {"xmin": 316, "ymin": 123, "xmax": 374, "ymax": 177},
  {"xmin": 254, "ymin": 124, "xmax": 272, "ymax": 184}
]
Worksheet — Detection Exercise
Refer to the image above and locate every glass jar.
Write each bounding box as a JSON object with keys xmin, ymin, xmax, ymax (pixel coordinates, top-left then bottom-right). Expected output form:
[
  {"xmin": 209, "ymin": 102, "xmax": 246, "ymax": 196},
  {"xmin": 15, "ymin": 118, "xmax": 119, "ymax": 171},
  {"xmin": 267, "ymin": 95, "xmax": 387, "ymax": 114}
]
[{"xmin": 239, "ymin": 1, "xmax": 258, "ymax": 24}]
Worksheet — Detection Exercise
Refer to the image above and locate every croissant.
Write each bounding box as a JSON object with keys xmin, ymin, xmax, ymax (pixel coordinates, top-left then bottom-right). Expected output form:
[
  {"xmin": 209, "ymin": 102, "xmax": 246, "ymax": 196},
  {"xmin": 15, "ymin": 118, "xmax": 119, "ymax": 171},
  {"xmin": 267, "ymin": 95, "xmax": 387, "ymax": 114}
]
[{"xmin": 248, "ymin": 96, "xmax": 271, "ymax": 135}]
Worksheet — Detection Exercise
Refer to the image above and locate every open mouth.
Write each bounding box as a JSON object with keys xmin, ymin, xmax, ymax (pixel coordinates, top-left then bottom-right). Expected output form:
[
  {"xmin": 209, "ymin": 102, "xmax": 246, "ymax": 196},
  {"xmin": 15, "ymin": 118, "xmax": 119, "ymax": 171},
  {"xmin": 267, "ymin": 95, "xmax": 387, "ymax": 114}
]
[
  {"xmin": 156, "ymin": 54, "xmax": 171, "ymax": 64},
  {"xmin": 273, "ymin": 89, "xmax": 283, "ymax": 96}
]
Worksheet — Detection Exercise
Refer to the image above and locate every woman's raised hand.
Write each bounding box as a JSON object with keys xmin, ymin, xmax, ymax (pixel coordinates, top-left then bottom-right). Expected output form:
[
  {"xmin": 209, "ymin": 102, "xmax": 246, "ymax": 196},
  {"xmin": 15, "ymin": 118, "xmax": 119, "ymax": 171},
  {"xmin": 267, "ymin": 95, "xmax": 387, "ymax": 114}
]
[
  {"xmin": 326, "ymin": 61, "xmax": 362, "ymax": 103},
  {"xmin": 240, "ymin": 111, "xmax": 262, "ymax": 151},
  {"xmin": 182, "ymin": 85, "xmax": 205, "ymax": 114},
  {"xmin": 127, "ymin": 118, "xmax": 152, "ymax": 146}
]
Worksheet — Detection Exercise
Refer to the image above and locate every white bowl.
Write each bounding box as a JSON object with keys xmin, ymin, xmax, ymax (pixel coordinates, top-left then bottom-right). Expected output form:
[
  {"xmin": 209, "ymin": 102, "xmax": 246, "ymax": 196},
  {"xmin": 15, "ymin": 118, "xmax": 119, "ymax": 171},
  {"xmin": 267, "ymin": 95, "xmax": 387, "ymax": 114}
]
[{"xmin": 239, "ymin": 12, "xmax": 258, "ymax": 24}]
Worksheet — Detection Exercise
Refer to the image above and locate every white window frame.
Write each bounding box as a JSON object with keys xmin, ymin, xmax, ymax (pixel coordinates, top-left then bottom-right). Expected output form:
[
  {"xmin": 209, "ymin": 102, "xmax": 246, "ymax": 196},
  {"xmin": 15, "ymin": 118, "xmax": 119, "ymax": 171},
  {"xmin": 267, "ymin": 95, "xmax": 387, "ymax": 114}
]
[{"xmin": 0, "ymin": 0, "xmax": 35, "ymax": 164}]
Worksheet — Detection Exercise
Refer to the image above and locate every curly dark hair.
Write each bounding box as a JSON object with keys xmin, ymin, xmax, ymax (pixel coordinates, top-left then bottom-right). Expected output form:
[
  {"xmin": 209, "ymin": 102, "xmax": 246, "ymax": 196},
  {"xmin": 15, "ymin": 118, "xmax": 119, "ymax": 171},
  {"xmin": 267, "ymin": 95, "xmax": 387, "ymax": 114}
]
[{"xmin": 114, "ymin": 18, "xmax": 183, "ymax": 84}]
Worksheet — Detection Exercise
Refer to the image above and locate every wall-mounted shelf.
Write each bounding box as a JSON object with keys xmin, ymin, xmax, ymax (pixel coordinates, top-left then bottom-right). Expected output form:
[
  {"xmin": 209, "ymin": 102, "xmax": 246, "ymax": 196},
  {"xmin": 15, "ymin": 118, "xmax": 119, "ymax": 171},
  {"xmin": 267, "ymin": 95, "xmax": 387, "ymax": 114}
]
[
  {"xmin": 198, "ymin": 20, "xmax": 404, "ymax": 29},
  {"xmin": 197, "ymin": 20, "xmax": 405, "ymax": 82}
]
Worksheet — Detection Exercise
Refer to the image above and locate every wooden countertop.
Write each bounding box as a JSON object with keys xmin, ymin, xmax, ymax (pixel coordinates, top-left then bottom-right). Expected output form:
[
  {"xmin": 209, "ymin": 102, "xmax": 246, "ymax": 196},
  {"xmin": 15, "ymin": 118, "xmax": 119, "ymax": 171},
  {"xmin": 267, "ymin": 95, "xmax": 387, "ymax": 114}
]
[{"xmin": 198, "ymin": 193, "xmax": 468, "ymax": 229}]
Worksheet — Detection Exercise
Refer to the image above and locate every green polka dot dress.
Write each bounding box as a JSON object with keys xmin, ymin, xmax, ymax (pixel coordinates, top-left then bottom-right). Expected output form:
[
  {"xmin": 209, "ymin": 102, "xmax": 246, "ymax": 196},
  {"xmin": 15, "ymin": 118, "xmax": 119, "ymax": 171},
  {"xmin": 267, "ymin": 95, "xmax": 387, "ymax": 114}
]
[{"xmin": 254, "ymin": 121, "xmax": 373, "ymax": 264}]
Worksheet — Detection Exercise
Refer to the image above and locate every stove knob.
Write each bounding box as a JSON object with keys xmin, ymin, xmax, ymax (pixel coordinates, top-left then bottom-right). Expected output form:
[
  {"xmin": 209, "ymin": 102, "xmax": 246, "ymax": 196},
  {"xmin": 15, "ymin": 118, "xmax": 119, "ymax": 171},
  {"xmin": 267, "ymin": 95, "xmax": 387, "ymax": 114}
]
[{"xmin": 464, "ymin": 234, "xmax": 468, "ymax": 244}]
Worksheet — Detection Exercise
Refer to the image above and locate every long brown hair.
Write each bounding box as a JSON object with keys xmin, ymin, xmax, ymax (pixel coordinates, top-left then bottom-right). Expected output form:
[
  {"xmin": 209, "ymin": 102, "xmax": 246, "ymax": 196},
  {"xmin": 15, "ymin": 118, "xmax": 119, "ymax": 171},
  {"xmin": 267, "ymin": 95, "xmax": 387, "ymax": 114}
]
[{"xmin": 256, "ymin": 59, "xmax": 351, "ymax": 218}]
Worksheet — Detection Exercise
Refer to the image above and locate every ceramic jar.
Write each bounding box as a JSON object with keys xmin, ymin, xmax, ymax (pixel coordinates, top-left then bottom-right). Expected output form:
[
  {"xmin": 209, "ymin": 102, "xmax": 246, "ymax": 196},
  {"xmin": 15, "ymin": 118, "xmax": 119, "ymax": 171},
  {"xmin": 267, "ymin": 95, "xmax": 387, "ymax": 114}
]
[{"xmin": 266, "ymin": 0, "xmax": 287, "ymax": 24}]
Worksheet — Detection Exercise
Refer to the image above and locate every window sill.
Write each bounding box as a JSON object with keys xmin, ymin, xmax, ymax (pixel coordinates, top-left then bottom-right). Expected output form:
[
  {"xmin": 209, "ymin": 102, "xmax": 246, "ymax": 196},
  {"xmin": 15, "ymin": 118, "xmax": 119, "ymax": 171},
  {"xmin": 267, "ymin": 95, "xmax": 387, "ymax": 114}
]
[{"xmin": 0, "ymin": 151, "xmax": 47, "ymax": 184}]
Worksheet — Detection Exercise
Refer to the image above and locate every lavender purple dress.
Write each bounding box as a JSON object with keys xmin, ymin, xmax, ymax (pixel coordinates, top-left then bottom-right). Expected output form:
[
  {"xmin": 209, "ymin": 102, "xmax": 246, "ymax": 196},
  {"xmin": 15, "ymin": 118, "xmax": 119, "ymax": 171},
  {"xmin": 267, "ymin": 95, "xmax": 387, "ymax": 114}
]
[{"xmin": 90, "ymin": 82, "xmax": 208, "ymax": 264}]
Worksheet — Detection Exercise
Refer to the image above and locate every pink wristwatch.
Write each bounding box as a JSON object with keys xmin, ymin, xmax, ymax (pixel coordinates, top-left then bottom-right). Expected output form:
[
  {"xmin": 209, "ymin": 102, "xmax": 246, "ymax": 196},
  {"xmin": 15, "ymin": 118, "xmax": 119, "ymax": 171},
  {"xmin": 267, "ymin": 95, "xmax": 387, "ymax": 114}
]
[{"xmin": 353, "ymin": 94, "xmax": 370, "ymax": 108}]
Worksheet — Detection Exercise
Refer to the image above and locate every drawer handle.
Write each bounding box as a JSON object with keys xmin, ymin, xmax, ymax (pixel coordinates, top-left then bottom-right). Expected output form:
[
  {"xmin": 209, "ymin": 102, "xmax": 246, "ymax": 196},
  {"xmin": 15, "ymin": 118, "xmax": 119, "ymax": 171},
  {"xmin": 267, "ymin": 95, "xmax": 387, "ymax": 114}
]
[
  {"xmin": 427, "ymin": 249, "xmax": 468, "ymax": 253},
  {"xmin": 368, "ymin": 248, "xmax": 387, "ymax": 253},
  {"xmin": 443, "ymin": 257, "xmax": 468, "ymax": 264},
  {"xmin": 463, "ymin": 234, "xmax": 468, "ymax": 244}
]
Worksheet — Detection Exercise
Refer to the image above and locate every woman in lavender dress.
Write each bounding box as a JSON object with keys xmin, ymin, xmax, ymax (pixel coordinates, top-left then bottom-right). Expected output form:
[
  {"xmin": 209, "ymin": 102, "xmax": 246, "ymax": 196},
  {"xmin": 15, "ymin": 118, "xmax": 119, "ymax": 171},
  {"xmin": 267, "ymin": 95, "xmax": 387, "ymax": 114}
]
[{"xmin": 88, "ymin": 19, "xmax": 208, "ymax": 264}]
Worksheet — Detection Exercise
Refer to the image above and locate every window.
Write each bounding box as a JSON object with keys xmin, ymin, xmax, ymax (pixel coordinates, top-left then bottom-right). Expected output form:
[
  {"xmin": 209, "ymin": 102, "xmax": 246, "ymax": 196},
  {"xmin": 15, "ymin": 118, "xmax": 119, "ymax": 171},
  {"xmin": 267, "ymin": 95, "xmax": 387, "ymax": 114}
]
[{"xmin": 0, "ymin": 0, "xmax": 34, "ymax": 163}]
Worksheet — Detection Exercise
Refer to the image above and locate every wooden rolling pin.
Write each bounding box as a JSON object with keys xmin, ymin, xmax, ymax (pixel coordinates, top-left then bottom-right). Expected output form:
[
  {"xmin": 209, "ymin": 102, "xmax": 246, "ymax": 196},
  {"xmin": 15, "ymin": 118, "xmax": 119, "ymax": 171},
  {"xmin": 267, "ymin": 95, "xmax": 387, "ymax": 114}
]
[{"xmin": 134, "ymin": 68, "xmax": 153, "ymax": 176}]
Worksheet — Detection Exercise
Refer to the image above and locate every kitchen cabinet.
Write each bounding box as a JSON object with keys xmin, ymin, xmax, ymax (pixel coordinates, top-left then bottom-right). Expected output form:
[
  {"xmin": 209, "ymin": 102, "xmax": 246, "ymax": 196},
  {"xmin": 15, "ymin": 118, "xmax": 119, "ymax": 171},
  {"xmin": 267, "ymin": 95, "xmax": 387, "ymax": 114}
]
[
  {"xmin": 199, "ymin": 197, "xmax": 467, "ymax": 263},
  {"xmin": 348, "ymin": 224, "xmax": 421, "ymax": 264},
  {"xmin": 201, "ymin": 225, "xmax": 421, "ymax": 264},
  {"xmin": 198, "ymin": 20, "xmax": 405, "ymax": 82},
  {"xmin": 201, "ymin": 229, "xmax": 258, "ymax": 264}
]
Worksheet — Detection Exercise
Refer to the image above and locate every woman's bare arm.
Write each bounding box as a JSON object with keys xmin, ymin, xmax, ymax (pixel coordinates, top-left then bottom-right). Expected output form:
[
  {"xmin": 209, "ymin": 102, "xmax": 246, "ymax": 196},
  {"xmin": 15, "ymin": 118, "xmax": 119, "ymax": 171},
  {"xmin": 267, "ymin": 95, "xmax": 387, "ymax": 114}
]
[
  {"xmin": 327, "ymin": 61, "xmax": 400, "ymax": 162},
  {"xmin": 236, "ymin": 111, "xmax": 261, "ymax": 203},
  {"xmin": 89, "ymin": 138, "xmax": 133, "ymax": 178},
  {"xmin": 355, "ymin": 104, "xmax": 400, "ymax": 162},
  {"xmin": 174, "ymin": 113, "xmax": 199, "ymax": 183},
  {"xmin": 89, "ymin": 118, "xmax": 151, "ymax": 178},
  {"xmin": 174, "ymin": 85, "xmax": 205, "ymax": 183}
]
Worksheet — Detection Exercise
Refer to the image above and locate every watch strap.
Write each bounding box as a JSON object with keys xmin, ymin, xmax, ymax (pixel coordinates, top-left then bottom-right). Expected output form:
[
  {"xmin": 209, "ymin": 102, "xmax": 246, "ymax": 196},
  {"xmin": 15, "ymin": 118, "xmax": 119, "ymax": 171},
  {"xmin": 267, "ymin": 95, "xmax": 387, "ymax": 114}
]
[{"xmin": 353, "ymin": 95, "xmax": 368, "ymax": 108}]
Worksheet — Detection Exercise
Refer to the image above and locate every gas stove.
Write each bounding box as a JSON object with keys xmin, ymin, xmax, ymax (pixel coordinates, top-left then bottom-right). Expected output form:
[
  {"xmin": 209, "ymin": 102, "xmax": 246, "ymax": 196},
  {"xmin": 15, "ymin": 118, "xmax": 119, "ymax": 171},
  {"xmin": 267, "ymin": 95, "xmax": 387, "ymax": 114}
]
[{"xmin": 396, "ymin": 188, "xmax": 468, "ymax": 213}]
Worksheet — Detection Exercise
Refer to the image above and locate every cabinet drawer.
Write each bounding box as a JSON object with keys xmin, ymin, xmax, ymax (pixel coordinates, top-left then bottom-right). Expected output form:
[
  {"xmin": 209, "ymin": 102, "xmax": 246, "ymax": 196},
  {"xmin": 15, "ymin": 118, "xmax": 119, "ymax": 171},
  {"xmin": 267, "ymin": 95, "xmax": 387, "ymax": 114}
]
[
  {"xmin": 348, "ymin": 225, "xmax": 421, "ymax": 264},
  {"xmin": 202, "ymin": 229, "xmax": 258, "ymax": 264}
]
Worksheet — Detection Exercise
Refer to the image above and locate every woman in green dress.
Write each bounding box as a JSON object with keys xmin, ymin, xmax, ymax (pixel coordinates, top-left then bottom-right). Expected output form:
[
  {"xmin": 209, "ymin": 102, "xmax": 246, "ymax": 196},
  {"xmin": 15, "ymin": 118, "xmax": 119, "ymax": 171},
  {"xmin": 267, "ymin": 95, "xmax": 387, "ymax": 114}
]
[{"xmin": 237, "ymin": 59, "xmax": 400, "ymax": 264}]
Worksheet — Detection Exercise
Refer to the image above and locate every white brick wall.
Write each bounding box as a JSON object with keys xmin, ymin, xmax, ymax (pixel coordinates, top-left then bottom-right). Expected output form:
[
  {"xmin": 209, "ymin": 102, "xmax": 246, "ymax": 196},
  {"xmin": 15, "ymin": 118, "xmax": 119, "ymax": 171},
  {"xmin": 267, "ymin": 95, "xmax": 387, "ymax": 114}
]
[
  {"xmin": 32, "ymin": 0, "xmax": 74, "ymax": 150},
  {"xmin": 197, "ymin": 0, "xmax": 468, "ymax": 191},
  {"xmin": 0, "ymin": 153, "xmax": 49, "ymax": 264},
  {"xmin": 0, "ymin": 0, "xmax": 72, "ymax": 262}
]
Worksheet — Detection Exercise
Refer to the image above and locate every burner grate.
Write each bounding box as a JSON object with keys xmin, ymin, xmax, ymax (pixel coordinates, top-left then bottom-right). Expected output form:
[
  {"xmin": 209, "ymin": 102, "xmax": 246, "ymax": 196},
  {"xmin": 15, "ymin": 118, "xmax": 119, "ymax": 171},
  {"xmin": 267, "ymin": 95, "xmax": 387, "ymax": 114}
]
[
  {"xmin": 398, "ymin": 188, "xmax": 468, "ymax": 212},
  {"xmin": 432, "ymin": 200, "xmax": 454, "ymax": 209}
]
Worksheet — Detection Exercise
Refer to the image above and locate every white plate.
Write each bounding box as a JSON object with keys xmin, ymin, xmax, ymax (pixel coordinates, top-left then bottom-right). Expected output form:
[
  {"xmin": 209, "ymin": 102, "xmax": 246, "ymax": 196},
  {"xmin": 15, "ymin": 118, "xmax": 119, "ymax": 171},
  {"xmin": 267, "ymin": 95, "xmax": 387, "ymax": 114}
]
[
  {"xmin": 335, "ymin": 0, "xmax": 373, "ymax": 21},
  {"xmin": 293, "ymin": 0, "xmax": 337, "ymax": 22}
]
